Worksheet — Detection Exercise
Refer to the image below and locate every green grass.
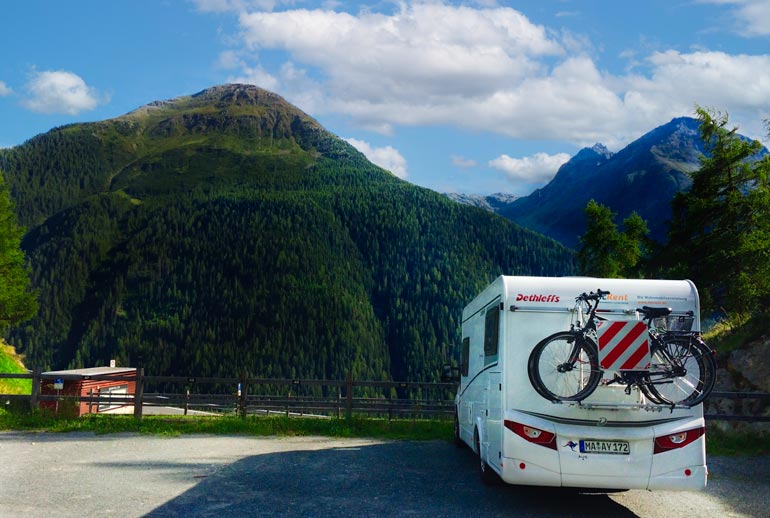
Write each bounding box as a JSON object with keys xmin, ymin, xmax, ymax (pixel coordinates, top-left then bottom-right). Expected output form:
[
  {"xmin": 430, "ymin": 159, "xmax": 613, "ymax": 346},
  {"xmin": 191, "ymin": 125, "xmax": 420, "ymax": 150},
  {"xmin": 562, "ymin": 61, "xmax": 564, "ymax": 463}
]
[
  {"xmin": 0, "ymin": 342, "xmax": 31, "ymax": 395},
  {"xmin": 703, "ymin": 312, "xmax": 766, "ymax": 356},
  {"xmin": 706, "ymin": 427, "xmax": 770, "ymax": 456},
  {"xmin": 2, "ymin": 408, "xmax": 768, "ymax": 456},
  {"xmin": 0, "ymin": 409, "xmax": 453, "ymax": 441}
]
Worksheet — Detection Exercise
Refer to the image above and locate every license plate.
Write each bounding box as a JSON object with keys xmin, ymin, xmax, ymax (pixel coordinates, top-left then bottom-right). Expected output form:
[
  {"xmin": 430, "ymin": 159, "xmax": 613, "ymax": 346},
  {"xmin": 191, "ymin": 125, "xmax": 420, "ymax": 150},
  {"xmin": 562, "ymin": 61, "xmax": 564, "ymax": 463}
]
[{"xmin": 579, "ymin": 439, "xmax": 630, "ymax": 455}]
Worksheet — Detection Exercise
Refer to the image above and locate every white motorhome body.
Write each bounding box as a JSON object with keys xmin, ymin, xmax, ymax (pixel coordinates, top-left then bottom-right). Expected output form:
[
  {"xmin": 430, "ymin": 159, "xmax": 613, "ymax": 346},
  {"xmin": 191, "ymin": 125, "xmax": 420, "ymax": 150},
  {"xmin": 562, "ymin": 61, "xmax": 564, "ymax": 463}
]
[{"xmin": 455, "ymin": 276, "xmax": 707, "ymax": 491}]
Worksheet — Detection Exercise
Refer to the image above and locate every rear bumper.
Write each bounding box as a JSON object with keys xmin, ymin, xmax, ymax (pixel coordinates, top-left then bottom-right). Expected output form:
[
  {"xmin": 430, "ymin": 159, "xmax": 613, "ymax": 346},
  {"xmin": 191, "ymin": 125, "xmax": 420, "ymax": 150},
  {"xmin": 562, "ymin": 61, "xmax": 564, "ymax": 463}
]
[
  {"xmin": 499, "ymin": 459, "xmax": 707, "ymax": 491},
  {"xmin": 647, "ymin": 464, "xmax": 707, "ymax": 491}
]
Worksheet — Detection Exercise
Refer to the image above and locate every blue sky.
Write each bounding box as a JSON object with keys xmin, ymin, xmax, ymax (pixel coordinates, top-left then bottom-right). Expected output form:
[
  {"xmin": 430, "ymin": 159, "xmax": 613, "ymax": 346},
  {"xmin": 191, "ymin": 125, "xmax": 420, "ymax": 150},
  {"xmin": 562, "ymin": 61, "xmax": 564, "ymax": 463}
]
[{"xmin": 1, "ymin": 1, "xmax": 769, "ymax": 195}]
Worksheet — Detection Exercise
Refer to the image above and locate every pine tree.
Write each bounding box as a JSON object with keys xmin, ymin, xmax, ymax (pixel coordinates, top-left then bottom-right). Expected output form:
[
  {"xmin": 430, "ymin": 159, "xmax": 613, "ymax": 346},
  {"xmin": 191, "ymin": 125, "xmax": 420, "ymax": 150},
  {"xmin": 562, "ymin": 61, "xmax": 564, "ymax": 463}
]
[
  {"xmin": 577, "ymin": 200, "xmax": 649, "ymax": 278},
  {"xmin": 666, "ymin": 107, "xmax": 770, "ymax": 314},
  {"xmin": 0, "ymin": 171, "xmax": 38, "ymax": 330}
]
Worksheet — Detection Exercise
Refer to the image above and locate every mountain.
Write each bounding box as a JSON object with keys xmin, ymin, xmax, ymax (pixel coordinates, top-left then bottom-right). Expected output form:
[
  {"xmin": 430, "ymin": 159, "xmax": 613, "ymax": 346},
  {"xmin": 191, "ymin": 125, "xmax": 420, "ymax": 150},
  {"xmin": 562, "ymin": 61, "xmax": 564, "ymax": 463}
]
[
  {"xmin": 0, "ymin": 84, "xmax": 576, "ymax": 382},
  {"xmin": 496, "ymin": 118, "xmax": 706, "ymax": 248},
  {"xmin": 443, "ymin": 193, "xmax": 518, "ymax": 213}
]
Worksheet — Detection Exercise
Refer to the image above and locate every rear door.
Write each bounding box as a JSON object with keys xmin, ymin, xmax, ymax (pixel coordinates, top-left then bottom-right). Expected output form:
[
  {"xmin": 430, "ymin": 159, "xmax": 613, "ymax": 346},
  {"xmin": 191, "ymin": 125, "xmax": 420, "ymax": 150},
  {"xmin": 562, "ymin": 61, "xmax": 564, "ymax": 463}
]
[{"xmin": 486, "ymin": 372, "xmax": 503, "ymax": 470}]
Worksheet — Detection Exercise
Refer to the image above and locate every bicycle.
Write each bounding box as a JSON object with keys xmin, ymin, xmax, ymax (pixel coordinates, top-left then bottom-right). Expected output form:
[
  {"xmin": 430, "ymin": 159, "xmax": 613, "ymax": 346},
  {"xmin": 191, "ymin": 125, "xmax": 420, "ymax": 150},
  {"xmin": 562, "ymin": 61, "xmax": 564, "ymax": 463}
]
[{"xmin": 527, "ymin": 290, "xmax": 716, "ymax": 407}]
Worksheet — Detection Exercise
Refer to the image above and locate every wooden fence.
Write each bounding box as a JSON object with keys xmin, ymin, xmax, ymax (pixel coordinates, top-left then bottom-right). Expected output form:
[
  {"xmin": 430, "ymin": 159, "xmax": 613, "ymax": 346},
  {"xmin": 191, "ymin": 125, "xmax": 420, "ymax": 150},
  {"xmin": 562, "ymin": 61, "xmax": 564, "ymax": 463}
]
[
  {"xmin": 0, "ymin": 370, "xmax": 457, "ymax": 420},
  {"xmin": 1, "ymin": 370, "xmax": 768, "ymax": 423}
]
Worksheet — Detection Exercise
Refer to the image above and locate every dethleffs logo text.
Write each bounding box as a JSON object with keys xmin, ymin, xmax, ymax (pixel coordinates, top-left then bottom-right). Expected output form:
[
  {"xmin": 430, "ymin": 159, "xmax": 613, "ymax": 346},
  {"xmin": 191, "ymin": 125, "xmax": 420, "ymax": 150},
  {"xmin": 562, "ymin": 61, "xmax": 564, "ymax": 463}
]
[{"xmin": 516, "ymin": 293, "xmax": 560, "ymax": 303}]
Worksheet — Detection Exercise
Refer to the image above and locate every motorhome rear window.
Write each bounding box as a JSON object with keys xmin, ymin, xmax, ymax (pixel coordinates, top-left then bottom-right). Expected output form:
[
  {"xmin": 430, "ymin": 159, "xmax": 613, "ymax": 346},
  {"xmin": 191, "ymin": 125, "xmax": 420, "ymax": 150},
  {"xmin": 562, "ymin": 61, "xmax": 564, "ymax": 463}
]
[{"xmin": 484, "ymin": 306, "xmax": 499, "ymax": 360}]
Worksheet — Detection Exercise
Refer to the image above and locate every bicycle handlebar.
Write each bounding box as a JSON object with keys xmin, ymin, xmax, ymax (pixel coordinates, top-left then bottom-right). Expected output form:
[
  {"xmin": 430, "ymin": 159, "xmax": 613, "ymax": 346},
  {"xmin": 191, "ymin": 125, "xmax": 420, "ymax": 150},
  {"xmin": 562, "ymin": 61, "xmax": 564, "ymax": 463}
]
[{"xmin": 576, "ymin": 289, "xmax": 610, "ymax": 302}]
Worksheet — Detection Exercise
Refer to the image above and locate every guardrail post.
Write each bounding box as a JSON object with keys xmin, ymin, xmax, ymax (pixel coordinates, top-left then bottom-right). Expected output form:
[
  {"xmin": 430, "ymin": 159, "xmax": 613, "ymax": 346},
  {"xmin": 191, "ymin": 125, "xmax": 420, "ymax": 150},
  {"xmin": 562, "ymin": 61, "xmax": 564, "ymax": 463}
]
[
  {"xmin": 133, "ymin": 367, "xmax": 144, "ymax": 420},
  {"xmin": 30, "ymin": 368, "xmax": 41, "ymax": 411},
  {"xmin": 345, "ymin": 372, "xmax": 353, "ymax": 420}
]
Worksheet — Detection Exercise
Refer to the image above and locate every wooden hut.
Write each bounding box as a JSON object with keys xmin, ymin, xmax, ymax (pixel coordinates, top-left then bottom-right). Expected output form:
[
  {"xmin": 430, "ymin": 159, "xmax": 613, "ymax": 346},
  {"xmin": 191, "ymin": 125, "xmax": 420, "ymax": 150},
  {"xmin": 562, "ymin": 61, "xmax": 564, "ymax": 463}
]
[{"xmin": 40, "ymin": 367, "xmax": 137, "ymax": 416}]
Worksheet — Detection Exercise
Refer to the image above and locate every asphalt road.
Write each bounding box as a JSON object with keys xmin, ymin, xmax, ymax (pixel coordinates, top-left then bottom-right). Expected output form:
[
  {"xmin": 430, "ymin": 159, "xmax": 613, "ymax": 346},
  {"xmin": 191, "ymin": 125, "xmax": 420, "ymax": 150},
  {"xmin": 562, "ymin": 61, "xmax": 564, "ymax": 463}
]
[{"xmin": 0, "ymin": 432, "xmax": 767, "ymax": 517}]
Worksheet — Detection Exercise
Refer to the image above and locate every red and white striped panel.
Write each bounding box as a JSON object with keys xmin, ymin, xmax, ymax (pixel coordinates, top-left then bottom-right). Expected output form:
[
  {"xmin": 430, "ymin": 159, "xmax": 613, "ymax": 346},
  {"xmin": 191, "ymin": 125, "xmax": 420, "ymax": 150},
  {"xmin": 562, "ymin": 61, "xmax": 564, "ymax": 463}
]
[{"xmin": 597, "ymin": 321, "xmax": 650, "ymax": 371}]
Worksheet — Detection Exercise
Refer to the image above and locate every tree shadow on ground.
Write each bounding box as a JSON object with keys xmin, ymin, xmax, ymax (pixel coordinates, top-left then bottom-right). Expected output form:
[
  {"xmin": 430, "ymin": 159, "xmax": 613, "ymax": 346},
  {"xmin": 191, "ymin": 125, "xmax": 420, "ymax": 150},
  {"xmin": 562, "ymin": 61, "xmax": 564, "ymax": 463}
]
[{"xmin": 145, "ymin": 441, "xmax": 639, "ymax": 517}]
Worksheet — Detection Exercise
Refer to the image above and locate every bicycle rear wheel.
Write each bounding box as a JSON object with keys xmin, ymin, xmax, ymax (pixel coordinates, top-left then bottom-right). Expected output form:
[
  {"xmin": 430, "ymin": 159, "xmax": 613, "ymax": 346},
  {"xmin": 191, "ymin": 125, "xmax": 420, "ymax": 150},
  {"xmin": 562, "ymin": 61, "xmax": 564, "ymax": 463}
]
[
  {"xmin": 528, "ymin": 331, "xmax": 602, "ymax": 402},
  {"xmin": 645, "ymin": 335, "xmax": 716, "ymax": 406}
]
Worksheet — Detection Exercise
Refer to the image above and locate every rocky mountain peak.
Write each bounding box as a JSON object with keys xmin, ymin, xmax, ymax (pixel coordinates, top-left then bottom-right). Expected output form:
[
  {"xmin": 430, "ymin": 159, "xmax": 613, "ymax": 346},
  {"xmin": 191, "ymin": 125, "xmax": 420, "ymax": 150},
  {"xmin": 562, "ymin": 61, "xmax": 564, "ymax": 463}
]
[{"xmin": 190, "ymin": 83, "xmax": 290, "ymax": 108}]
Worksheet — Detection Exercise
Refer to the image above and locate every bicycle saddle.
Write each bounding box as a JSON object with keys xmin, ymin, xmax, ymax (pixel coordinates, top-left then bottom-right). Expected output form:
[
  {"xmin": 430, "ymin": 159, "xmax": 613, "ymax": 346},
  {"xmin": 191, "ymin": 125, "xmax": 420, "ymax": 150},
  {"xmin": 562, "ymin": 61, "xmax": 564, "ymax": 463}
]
[{"xmin": 638, "ymin": 306, "xmax": 672, "ymax": 318}]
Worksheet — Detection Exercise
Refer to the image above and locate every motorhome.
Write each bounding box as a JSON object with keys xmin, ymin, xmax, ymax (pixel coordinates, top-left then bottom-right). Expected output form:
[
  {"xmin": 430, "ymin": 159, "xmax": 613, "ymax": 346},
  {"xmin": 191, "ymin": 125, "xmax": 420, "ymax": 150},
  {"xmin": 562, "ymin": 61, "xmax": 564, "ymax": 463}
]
[{"xmin": 454, "ymin": 275, "xmax": 707, "ymax": 490}]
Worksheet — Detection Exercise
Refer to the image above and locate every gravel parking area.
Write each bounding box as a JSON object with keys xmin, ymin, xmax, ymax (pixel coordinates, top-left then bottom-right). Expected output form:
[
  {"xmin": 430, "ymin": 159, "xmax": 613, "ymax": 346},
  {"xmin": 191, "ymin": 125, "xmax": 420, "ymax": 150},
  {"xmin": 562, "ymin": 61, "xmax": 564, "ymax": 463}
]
[{"xmin": 0, "ymin": 432, "xmax": 768, "ymax": 517}]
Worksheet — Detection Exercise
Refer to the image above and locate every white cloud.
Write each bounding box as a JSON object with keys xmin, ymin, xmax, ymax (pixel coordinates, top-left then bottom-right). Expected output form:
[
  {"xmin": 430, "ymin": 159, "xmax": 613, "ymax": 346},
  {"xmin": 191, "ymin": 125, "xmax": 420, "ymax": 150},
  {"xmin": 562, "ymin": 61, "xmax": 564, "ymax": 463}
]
[
  {"xmin": 22, "ymin": 70, "xmax": 100, "ymax": 115},
  {"xmin": 699, "ymin": 0, "xmax": 770, "ymax": 36},
  {"xmin": 217, "ymin": 50, "xmax": 243, "ymax": 69},
  {"xmin": 0, "ymin": 81, "xmax": 11, "ymax": 96},
  {"xmin": 206, "ymin": 2, "xmax": 770, "ymax": 148},
  {"xmin": 489, "ymin": 152, "xmax": 571, "ymax": 184},
  {"xmin": 452, "ymin": 155, "xmax": 477, "ymax": 168},
  {"xmin": 344, "ymin": 137, "xmax": 408, "ymax": 179},
  {"xmin": 616, "ymin": 50, "xmax": 770, "ymax": 141},
  {"xmin": 238, "ymin": 4, "xmax": 562, "ymax": 104}
]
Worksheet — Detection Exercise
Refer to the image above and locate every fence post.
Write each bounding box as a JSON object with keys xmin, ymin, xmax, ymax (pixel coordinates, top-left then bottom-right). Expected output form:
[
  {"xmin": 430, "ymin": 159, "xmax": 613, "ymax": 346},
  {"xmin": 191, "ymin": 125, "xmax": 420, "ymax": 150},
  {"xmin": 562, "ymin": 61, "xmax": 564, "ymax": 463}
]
[
  {"xmin": 336, "ymin": 387, "xmax": 341, "ymax": 419},
  {"xmin": 133, "ymin": 367, "xmax": 144, "ymax": 420},
  {"xmin": 286, "ymin": 390, "xmax": 291, "ymax": 418},
  {"xmin": 30, "ymin": 368, "xmax": 41, "ymax": 411},
  {"xmin": 345, "ymin": 372, "xmax": 353, "ymax": 420},
  {"xmin": 239, "ymin": 370, "xmax": 248, "ymax": 419}
]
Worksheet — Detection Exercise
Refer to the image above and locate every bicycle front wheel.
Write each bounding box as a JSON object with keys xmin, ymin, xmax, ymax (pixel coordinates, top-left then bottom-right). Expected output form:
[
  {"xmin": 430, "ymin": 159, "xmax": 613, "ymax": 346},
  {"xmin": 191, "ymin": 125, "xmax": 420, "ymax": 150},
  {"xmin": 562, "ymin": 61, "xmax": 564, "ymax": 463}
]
[
  {"xmin": 645, "ymin": 335, "xmax": 716, "ymax": 406},
  {"xmin": 528, "ymin": 331, "xmax": 602, "ymax": 402}
]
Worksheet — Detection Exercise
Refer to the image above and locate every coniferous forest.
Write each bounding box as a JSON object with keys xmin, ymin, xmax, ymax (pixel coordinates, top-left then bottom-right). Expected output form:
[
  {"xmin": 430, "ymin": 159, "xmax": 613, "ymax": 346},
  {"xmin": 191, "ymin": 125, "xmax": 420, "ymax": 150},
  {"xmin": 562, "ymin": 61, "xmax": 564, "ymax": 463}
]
[{"xmin": 0, "ymin": 84, "xmax": 575, "ymax": 382}]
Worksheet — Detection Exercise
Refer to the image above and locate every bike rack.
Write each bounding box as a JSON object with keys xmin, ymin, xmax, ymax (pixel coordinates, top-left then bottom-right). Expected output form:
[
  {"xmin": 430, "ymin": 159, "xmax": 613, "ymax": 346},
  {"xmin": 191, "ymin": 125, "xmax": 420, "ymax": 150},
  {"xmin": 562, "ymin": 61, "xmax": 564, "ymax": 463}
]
[{"xmin": 559, "ymin": 401, "xmax": 689, "ymax": 413}]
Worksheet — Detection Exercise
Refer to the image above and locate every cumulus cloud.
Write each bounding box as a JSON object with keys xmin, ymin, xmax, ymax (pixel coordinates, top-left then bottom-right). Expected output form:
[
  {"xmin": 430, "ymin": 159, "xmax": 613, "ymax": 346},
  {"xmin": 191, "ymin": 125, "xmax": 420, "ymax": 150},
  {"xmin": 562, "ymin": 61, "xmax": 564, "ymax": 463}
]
[
  {"xmin": 238, "ymin": 3, "xmax": 561, "ymax": 103},
  {"xmin": 0, "ymin": 81, "xmax": 11, "ymax": 96},
  {"xmin": 22, "ymin": 70, "xmax": 101, "ymax": 115},
  {"xmin": 344, "ymin": 138, "xmax": 408, "ymax": 179},
  {"xmin": 489, "ymin": 152, "xmax": 571, "ymax": 184},
  {"xmin": 204, "ymin": 1, "xmax": 770, "ymax": 147}
]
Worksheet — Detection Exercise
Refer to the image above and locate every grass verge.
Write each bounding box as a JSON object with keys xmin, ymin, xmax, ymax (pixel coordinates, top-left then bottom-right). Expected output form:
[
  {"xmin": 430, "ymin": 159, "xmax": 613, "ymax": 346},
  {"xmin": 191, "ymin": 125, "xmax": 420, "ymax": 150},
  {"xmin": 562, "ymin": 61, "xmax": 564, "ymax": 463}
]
[
  {"xmin": 704, "ymin": 312, "xmax": 766, "ymax": 356},
  {"xmin": 2, "ymin": 408, "xmax": 767, "ymax": 455},
  {"xmin": 0, "ymin": 408, "xmax": 454, "ymax": 441},
  {"xmin": 706, "ymin": 427, "xmax": 770, "ymax": 456}
]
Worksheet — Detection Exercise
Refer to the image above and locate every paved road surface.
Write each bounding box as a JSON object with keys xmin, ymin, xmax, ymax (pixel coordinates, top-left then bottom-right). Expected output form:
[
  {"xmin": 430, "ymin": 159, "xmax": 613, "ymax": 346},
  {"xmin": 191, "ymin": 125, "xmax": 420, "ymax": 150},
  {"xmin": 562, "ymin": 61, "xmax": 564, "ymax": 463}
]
[{"xmin": 0, "ymin": 432, "xmax": 767, "ymax": 517}]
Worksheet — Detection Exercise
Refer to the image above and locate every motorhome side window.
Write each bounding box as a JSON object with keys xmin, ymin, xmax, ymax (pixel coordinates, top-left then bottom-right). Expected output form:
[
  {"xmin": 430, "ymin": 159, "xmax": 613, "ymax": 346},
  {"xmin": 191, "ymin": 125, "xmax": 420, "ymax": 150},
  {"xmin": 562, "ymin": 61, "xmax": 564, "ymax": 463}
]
[
  {"xmin": 461, "ymin": 337, "xmax": 470, "ymax": 377},
  {"xmin": 484, "ymin": 305, "xmax": 500, "ymax": 364}
]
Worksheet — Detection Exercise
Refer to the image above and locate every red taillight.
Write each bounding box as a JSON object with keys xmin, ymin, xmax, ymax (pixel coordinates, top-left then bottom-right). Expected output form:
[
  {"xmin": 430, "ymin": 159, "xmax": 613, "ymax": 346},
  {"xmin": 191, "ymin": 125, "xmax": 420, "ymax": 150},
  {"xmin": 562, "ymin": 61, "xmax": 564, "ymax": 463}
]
[
  {"xmin": 654, "ymin": 426, "xmax": 705, "ymax": 454},
  {"xmin": 504, "ymin": 420, "xmax": 557, "ymax": 450}
]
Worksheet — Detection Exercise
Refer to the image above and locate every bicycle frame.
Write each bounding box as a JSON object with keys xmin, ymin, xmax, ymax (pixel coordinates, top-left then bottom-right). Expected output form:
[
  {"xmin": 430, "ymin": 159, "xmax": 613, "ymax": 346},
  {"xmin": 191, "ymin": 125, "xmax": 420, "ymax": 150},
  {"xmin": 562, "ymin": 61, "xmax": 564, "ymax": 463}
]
[{"xmin": 564, "ymin": 295, "xmax": 601, "ymax": 368}]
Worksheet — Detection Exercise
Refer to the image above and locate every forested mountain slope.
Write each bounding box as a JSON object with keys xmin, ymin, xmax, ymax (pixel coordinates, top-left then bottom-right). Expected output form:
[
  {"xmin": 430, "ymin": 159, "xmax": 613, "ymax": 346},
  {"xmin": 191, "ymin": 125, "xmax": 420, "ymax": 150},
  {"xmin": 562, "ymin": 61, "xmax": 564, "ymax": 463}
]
[{"xmin": 0, "ymin": 84, "xmax": 575, "ymax": 382}]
